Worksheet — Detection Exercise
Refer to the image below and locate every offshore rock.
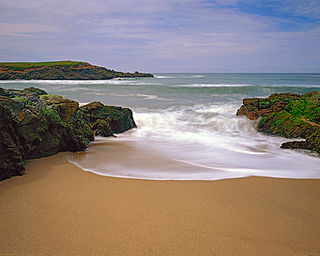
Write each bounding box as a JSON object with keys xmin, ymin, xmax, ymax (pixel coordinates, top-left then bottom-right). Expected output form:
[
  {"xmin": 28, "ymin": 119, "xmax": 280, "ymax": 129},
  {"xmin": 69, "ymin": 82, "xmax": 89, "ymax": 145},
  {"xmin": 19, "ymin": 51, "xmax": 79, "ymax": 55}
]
[
  {"xmin": 0, "ymin": 87, "xmax": 137, "ymax": 181},
  {"xmin": 237, "ymin": 92, "xmax": 320, "ymax": 154}
]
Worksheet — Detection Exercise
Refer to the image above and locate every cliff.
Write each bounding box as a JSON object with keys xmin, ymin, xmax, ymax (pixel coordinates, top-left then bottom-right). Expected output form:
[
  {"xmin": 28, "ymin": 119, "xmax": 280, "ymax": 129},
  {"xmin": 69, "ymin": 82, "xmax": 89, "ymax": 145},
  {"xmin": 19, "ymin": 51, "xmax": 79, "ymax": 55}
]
[
  {"xmin": 0, "ymin": 87, "xmax": 137, "ymax": 181},
  {"xmin": 0, "ymin": 61, "xmax": 154, "ymax": 80},
  {"xmin": 236, "ymin": 91, "xmax": 320, "ymax": 154}
]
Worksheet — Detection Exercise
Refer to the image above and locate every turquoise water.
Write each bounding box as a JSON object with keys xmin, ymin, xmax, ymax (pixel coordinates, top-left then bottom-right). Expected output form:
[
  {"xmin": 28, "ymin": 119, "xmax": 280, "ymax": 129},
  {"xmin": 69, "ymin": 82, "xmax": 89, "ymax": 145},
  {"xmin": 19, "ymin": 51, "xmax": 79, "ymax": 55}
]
[{"xmin": 1, "ymin": 73, "xmax": 320, "ymax": 180}]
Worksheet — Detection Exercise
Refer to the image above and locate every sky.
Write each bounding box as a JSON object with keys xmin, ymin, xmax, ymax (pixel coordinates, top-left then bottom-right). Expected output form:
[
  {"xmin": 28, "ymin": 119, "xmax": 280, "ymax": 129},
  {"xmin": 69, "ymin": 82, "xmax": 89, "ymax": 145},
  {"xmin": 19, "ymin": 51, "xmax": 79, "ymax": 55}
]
[{"xmin": 0, "ymin": 0, "xmax": 319, "ymax": 73}]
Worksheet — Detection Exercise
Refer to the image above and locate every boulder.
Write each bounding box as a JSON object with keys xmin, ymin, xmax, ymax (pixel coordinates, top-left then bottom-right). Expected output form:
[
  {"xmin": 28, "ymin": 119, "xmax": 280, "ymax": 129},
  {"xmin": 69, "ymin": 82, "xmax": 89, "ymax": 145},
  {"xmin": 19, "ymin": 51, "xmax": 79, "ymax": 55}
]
[
  {"xmin": 0, "ymin": 103, "xmax": 25, "ymax": 180},
  {"xmin": 81, "ymin": 101, "xmax": 137, "ymax": 135},
  {"xmin": 0, "ymin": 88, "xmax": 94, "ymax": 179},
  {"xmin": 92, "ymin": 119, "xmax": 114, "ymax": 137},
  {"xmin": 237, "ymin": 91, "xmax": 320, "ymax": 154},
  {"xmin": 0, "ymin": 87, "xmax": 138, "ymax": 181}
]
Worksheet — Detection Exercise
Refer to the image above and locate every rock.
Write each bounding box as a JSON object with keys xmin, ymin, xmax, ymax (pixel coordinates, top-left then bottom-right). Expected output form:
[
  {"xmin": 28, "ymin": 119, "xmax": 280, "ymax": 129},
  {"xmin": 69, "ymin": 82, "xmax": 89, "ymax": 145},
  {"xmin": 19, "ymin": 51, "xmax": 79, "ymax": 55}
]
[
  {"xmin": 0, "ymin": 88, "xmax": 8, "ymax": 96},
  {"xmin": 23, "ymin": 87, "xmax": 47, "ymax": 96},
  {"xmin": 0, "ymin": 88, "xmax": 94, "ymax": 179},
  {"xmin": 92, "ymin": 119, "xmax": 114, "ymax": 137},
  {"xmin": 237, "ymin": 91, "xmax": 320, "ymax": 154},
  {"xmin": 0, "ymin": 87, "xmax": 137, "ymax": 181},
  {"xmin": 44, "ymin": 97, "xmax": 79, "ymax": 122},
  {"xmin": 0, "ymin": 103, "xmax": 25, "ymax": 180},
  {"xmin": 236, "ymin": 93, "xmax": 301, "ymax": 120},
  {"xmin": 81, "ymin": 101, "xmax": 137, "ymax": 135},
  {"xmin": 306, "ymin": 130, "xmax": 320, "ymax": 153},
  {"xmin": 280, "ymin": 141, "xmax": 309, "ymax": 150}
]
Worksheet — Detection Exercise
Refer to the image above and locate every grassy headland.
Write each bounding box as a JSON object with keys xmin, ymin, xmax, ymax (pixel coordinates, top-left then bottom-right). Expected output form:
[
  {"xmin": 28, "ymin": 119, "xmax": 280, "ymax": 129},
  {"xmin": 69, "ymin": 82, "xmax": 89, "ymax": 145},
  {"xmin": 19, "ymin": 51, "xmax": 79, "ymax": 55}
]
[
  {"xmin": 0, "ymin": 61, "xmax": 153, "ymax": 80},
  {"xmin": 0, "ymin": 61, "xmax": 82, "ymax": 71}
]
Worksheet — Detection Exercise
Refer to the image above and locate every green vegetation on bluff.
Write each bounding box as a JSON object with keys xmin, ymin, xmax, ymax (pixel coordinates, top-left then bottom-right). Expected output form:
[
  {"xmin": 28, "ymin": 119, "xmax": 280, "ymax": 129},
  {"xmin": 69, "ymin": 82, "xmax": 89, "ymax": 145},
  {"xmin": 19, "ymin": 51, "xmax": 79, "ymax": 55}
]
[
  {"xmin": 0, "ymin": 61, "xmax": 82, "ymax": 71},
  {"xmin": 0, "ymin": 61, "xmax": 153, "ymax": 80}
]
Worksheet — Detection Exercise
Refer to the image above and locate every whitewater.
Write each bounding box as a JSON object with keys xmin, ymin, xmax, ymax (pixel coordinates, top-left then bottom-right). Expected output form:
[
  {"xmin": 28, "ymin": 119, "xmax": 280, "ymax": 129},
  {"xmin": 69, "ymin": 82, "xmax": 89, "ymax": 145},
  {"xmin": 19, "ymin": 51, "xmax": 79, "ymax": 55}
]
[{"xmin": 1, "ymin": 73, "xmax": 320, "ymax": 180}]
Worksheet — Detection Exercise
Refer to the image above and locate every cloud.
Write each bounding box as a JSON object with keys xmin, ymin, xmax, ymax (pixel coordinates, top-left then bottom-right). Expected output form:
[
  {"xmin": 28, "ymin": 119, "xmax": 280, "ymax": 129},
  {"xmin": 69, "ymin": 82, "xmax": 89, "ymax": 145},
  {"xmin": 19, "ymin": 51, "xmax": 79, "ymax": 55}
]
[
  {"xmin": 0, "ymin": 23, "xmax": 60, "ymax": 36},
  {"xmin": 0, "ymin": 0, "xmax": 319, "ymax": 72}
]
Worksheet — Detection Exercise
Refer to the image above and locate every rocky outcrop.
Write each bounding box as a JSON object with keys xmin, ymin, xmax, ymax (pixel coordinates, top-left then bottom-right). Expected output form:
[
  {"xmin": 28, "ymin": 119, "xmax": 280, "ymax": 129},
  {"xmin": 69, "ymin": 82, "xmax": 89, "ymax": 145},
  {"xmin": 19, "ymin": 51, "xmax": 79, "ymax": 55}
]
[
  {"xmin": 237, "ymin": 91, "xmax": 320, "ymax": 154},
  {"xmin": 0, "ymin": 61, "xmax": 154, "ymax": 80},
  {"xmin": 81, "ymin": 102, "xmax": 137, "ymax": 135},
  {"xmin": 0, "ymin": 103, "xmax": 25, "ymax": 180},
  {"xmin": 0, "ymin": 87, "xmax": 137, "ymax": 181}
]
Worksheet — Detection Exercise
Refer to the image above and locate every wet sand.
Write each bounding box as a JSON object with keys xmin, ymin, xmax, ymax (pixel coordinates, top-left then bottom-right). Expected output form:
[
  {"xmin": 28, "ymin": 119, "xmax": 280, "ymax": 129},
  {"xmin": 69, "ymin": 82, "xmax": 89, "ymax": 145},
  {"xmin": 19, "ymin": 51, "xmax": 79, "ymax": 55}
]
[{"xmin": 0, "ymin": 152, "xmax": 319, "ymax": 255}]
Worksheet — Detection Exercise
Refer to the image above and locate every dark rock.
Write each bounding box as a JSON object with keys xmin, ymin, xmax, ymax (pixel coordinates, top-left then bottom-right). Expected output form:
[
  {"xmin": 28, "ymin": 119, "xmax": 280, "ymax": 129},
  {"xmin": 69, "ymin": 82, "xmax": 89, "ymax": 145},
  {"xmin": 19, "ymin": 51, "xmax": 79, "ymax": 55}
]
[
  {"xmin": 306, "ymin": 130, "xmax": 320, "ymax": 154},
  {"xmin": 0, "ymin": 89, "xmax": 94, "ymax": 179},
  {"xmin": 0, "ymin": 88, "xmax": 8, "ymax": 96},
  {"xmin": 81, "ymin": 102, "xmax": 137, "ymax": 134},
  {"xmin": 23, "ymin": 87, "xmax": 47, "ymax": 96},
  {"xmin": 92, "ymin": 119, "xmax": 114, "ymax": 137},
  {"xmin": 0, "ymin": 103, "xmax": 25, "ymax": 180},
  {"xmin": 0, "ymin": 87, "xmax": 137, "ymax": 181},
  {"xmin": 280, "ymin": 141, "xmax": 309, "ymax": 150}
]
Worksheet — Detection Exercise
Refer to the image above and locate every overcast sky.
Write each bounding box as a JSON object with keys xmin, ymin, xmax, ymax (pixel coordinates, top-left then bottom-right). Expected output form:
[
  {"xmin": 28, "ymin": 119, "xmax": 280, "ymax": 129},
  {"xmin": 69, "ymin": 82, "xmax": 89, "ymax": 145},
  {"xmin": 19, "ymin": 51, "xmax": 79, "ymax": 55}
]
[{"xmin": 0, "ymin": 0, "xmax": 319, "ymax": 72}]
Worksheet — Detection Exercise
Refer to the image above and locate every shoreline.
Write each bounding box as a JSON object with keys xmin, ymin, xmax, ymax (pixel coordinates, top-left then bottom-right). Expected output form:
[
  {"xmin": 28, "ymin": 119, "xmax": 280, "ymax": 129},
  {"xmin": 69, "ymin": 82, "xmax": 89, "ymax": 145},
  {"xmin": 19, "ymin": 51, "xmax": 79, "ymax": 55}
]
[{"xmin": 0, "ymin": 152, "xmax": 319, "ymax": 255}]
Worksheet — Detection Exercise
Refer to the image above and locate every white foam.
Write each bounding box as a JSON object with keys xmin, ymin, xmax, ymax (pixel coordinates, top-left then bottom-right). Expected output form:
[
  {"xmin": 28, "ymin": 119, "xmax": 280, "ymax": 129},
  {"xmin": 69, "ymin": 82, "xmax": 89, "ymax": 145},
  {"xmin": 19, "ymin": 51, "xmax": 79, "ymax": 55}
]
[
  {"xmin": 0, "ymin": 79, "xmax": 159, "ymax": 86},
  {"xmin": 180, "ymin": 75, "xmax": 205, "ymax": 78},
  {"xmin": 175, "ymin": 83, "xmax": 254, "ymax": 88},
  {"xmin": 69, "ymin": 104, "xmax": 320, "ymax": 181},
  {"xmin": 107, "ymin": 93, "xmax": 170, "ymax": 101},
  {"xmin": 266, "ymin": 84, "xmax": 320, "ymax": 88},
  {"xmin": 154, "ymin": 75, "xmax": 204, "ymax": 79},
  {"xmin": 154, "ymin": 75, "xmax": 176, "ymax": 79}
]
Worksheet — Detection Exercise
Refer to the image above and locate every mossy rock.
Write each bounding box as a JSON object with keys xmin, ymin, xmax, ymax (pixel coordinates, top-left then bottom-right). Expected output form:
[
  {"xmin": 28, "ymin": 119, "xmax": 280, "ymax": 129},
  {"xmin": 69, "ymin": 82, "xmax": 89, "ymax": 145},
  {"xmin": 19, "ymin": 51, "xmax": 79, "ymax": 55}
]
[
  {"xmin": 0, "ymin": 103, "xmax": 25, "ymax": 180},
  {"xmin": 0, "ymin": 87, "xmax": 137, "ymax": 181},
  {"xmin": 81, "ymin": 102, "xmax": 137, "ymax": 134},
  {"xmin": 40, "ymin": 94, "xmax": 63, "ymax": 101},
  {"xmin": 238, "ymin": 91, "xmax": 320, "ymax": 154}
]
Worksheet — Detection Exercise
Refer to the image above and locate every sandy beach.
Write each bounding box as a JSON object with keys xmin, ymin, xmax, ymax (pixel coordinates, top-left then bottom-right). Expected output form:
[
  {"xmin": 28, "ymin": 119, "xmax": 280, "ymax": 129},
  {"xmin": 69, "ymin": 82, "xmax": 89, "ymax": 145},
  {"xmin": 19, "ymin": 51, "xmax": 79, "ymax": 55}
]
[{"xmin": 0, "ymin": 152, "xmax": 319, "ymax": 256}]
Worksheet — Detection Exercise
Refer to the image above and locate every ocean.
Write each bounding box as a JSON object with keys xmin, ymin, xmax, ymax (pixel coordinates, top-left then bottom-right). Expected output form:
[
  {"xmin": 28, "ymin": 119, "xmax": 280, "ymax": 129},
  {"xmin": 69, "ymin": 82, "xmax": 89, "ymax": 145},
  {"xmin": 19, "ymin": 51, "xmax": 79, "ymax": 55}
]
[{"xmin": 1, "ymin": 73, "xmax": 320, "ymax": 180}]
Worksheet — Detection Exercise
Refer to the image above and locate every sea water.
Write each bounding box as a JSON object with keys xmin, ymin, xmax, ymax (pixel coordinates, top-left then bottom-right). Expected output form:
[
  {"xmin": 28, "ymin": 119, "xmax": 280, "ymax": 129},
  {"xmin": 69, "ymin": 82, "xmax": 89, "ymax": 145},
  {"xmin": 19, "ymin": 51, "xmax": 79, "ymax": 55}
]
[{"xmin": 1, "ymin": 73, "xmax": 320, "ymax": 180}]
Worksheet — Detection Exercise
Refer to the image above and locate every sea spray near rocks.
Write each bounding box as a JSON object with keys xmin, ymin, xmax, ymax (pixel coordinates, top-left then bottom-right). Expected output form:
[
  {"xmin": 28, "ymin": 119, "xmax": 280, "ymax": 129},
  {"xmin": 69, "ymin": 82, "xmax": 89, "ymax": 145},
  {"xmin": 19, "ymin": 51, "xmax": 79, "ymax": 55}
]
[
  {"xmin": 1, "ymin": 74, "xmax": 320, "ymax": 181},
  {"xmin": 68, "ymin": 103, "xmax": 320, "ymax": 180}
]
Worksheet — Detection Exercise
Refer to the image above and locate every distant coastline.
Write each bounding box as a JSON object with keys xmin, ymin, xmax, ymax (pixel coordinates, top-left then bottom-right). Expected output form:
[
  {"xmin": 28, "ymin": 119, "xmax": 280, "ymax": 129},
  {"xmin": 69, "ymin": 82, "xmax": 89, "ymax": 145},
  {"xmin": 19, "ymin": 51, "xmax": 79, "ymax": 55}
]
[{"xmin": 0, "ymin": 61, "xmax": 154, "ymax": 80}]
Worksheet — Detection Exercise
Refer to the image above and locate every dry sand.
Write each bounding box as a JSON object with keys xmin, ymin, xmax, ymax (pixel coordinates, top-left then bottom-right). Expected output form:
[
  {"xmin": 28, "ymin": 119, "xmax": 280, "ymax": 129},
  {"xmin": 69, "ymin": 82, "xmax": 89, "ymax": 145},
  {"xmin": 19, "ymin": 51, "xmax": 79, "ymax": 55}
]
[{"xmin": 0, "ymin": 152, "xmax": 319, "ymax": 255}]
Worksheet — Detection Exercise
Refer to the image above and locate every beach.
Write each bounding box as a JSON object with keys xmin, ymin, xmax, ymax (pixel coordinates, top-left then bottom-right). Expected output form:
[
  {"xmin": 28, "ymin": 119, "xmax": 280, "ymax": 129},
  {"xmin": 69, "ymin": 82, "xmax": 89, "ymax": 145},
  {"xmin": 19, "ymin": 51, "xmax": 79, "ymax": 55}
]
[{"xmin": 1, "ymin": 152, "xmax": 319, "ymax": 256}]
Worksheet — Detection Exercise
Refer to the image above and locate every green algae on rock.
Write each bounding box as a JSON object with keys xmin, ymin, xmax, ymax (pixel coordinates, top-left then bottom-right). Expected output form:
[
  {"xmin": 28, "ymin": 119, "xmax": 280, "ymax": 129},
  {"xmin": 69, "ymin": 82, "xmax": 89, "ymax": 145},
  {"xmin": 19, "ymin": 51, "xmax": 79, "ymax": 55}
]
[
  {"xmin": 236, "ymin": 91, "xmax": 320, "ymax": 154},
  {"xmin": 0, "ymin": 61, "xmax": 153, "ymax": 80},
  {"xmin": 81, "ymin": 102, "xmax": 137, "ymax": 135},
  {"xmin": 0, "ymin": 87, "xmax": 137, "ymax": 181}
]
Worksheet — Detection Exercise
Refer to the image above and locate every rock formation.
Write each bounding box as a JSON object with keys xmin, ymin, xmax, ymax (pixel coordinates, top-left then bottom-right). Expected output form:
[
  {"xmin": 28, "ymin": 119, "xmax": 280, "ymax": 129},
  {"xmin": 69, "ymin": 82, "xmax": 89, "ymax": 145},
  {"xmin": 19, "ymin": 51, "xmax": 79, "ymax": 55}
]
[
  {"xmin": 81, "ymin": 102, "xmax": 137, "ymax": 135},
  {"xmin": 237, "ymin": 91, "xmax": 320, "ymax": 154},
  {"xmin": 0, "ymin": 61, "xmax": 154, "ymax": 80},
  {"xmin": 0, "ymin": 87, "xmax": 137, "ymax": 181}
]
